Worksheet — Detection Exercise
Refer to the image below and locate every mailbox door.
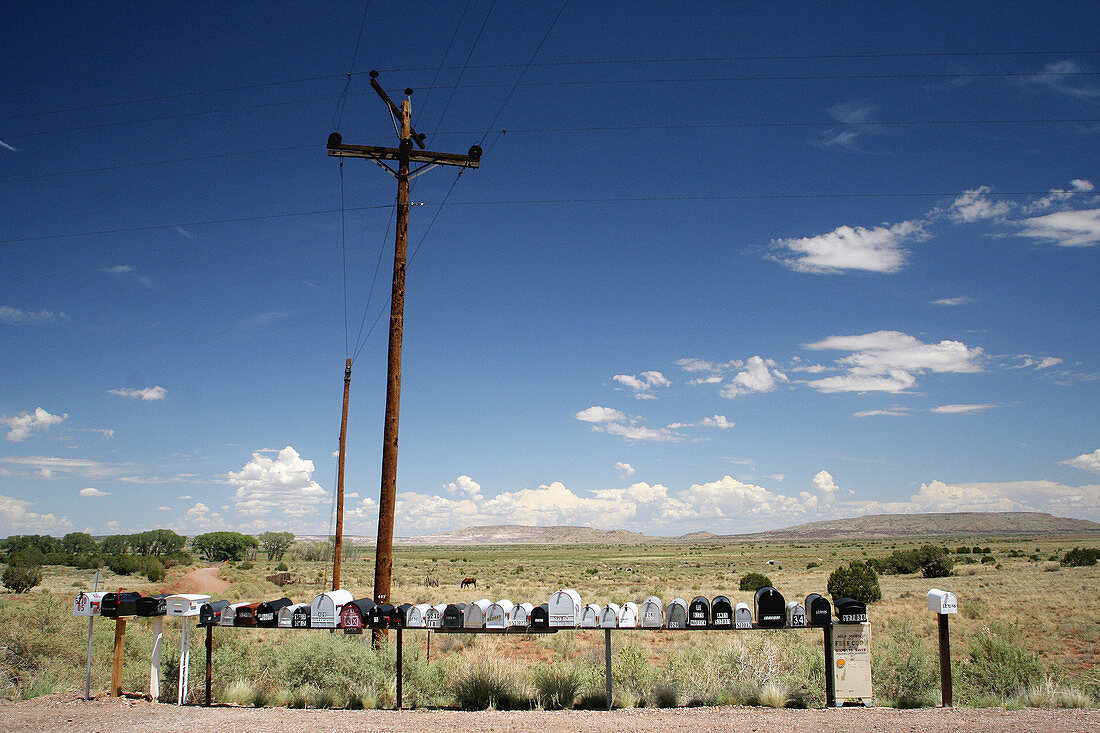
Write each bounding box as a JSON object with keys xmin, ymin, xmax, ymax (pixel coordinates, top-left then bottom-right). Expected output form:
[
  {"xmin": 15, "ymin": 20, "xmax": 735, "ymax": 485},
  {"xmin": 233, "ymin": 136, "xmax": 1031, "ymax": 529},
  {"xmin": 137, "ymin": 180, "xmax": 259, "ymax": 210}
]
[
  {"xmin": 687, "ymin": 597, "xmax": 710, "ymax": 628},
  {"xmin": 711, "ymin": 597, "xmax": 733, "ymax": 628}
]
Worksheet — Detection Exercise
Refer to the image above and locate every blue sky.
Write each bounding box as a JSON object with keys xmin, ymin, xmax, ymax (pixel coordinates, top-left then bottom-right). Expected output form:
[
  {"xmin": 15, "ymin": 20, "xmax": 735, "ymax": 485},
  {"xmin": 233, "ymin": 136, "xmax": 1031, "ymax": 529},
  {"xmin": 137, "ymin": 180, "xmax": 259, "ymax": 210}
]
[{"xmin": 1, "ymin": 1, "xmax": 1098, "ymax": 538}]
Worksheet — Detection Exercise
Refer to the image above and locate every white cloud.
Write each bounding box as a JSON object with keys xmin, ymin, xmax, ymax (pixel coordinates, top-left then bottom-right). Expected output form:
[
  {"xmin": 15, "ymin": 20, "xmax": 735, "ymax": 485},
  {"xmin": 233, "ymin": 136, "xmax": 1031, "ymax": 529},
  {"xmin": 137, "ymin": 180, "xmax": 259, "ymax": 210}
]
[
  {"xmin": 601, "ymin": 422, "xmax": 681, "ymax": 442},
  {"xmin": 1023, "ymin": 60, "xmax": 1100, "ymax": 100},
  {"xmin": 0, "ymin": 306, "xmax": 68, "ymax": 325},
  {"xmin": 700, "ymin": 415, "xmax": 735, "ymax": 429},
  {"xmin": 101, "ymin": 264, "xmax": 153, "ymax": 288},
  {"xmin": 157, "ymin": 506, "xmax": 171, "ymax": 511},
  {"xmin": 772, "ymin": 220, "xmax": 924, "ymax": 274},
  {"xmin": 852, "ymin": 408, "xmax": 910, "ymax": 417},
  {"xmin": 109, "ymin": 386, "xmax": 167, "ymax": 401},
  {"xmin": 932, "ymin": 296, "xmax": 974, "ymax": 307},
  {"xmin": 2, "ymin": 407, "xmax": 67, "ymax": 441},
  {"xmin": 226, "ymin": 446, "xmax": 327, "ymax": 517},
  {"xmin": 0, "ymin": 139, "xmax": 17, "ymax": 152},
  {"xmin": 1017, "ymin": 208, "xmax": 1100, "ymax": 247},
  {"xmin": 0, "ymin": 493, "xmax": 73, "ymax": 534},
  {"xmin": 79, "ymin": 487, "xmax": 111, "ymax": 497},
  {"xmin": 616, "ymin": 462, "xmax": 635, "ymax": 477},
  {"xmin": 613, "ymin": 371, "xmax": 671, "ymax": 399},
  {"xmin": 859, "ymin": 479, "xmax": 1100, "ymax": 518},
  {"xmin": 720, "ymin": 356, "xmax": 787, "ymax": 398},
  {"xmin": 812, "ymin": 470, "xmax": 846, "ymax": 503},
  {"xmin": 177, "ymin": 502, "xmax": 225, "ymax": 531},
  {"xmin": 1063, "ymin": 449, "xmax": 1100, "ymax": 473},
  {"xmin": 804, "ymin": 331, "xmax": 983, "ymax": 394},
  {"xmin": 575, "ymin": 406, "xmax": 627, "ymax": 424},
  {"xmin": 444, "ymin": 475, "xmax": 483, "ymax": 501},
  {"xmin": 948, "ymin": 186, "xmax": 1013, "ymax": 223},
  {"xmin": 931, "ymin": 404, "xmax": 995, "ymax": 414}
]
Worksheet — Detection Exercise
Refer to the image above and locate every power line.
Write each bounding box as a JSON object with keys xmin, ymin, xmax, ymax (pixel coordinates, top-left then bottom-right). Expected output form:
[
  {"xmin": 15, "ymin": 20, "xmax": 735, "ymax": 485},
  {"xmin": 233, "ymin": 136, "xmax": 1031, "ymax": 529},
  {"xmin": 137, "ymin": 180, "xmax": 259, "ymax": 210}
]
[
  {"xmin": 1, "ymin": 189, "xmax": 1079, "ymax": 245},
  {"xmin": 430, "ymin": 0, "xmax": 497, "ymax": 137},
  {"xmin": 414, "ymin": 0, "xmax": 476, "ymax": 133},
  {"xmin": 10, "ymin": 48, "xmax": 1092, "ymax": 124},
  {"xmin": 332, "ymin": 0, "xmax": 373, "ymax": 132}
]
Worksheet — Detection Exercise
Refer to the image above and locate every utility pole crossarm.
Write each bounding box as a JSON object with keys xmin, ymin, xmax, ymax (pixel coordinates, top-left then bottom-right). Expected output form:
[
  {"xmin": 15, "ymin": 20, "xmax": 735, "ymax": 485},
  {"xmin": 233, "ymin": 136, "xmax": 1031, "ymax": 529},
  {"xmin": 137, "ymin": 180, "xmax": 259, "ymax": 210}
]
[{"xmin": 326, "ymin": 137, "xmax": 481, "ymax": 169}]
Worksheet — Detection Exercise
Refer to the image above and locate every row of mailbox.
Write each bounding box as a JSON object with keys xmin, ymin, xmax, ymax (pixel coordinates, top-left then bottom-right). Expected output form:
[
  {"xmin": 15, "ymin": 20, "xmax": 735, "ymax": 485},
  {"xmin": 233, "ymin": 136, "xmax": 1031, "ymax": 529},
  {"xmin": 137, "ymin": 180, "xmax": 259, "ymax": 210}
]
[{"xmin": 75, "ymin": 588, "xmax": 868, "ymax": 631}]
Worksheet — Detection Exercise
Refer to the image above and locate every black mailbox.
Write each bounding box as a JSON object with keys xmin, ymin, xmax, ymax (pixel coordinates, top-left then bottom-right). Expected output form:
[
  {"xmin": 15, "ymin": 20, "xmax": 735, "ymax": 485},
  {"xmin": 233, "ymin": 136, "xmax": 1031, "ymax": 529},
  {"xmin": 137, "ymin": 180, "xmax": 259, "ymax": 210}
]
[
  {"xmin": 530, "ymin": 603, "xmax": 550, "ymax": 629},
  {"xmin": 754, "ymin": 586, "xmax": 786, "ymax": 627},
  {"xmin": 805, "ymin": 593, "xmax": 832, "ymax": 627},
  {"xmin": 198, "ymin": 599, "xmax": 230, "ymax": 626},
  {"xmin": 833, "ymin": 597, "xmax": 868, "ymax": 624},
  {"xmin": 101, "ymin": 591, "xmax": 141, "ymax": 618},
  {"xmin": 368, "ymin": 602, "xmax": 394, "ymax": 628},
  {"xmin": 711, "ymin": 596, "xmax": 733, "ymax": 628},
  {"xmin": 136, "ymin": 593, "xmax": 169, "ymax": 617},
  {"xmin": 291, "ymin": 604, "xmax": 311, "ymax": 628},
  {"xmin": 442, "ymin": 603, "xmax": 466, "ymax": 629},
  {"xmin": 392, "ymin": 603, "xmax": 411, "ymax": 628},
  {"xmin": 256, "ymin": 597, "xmax": 292, "ymax": 627},
  {"xmin": 687, "ymin": 596, "xmax": 711, "ymax": 628}
]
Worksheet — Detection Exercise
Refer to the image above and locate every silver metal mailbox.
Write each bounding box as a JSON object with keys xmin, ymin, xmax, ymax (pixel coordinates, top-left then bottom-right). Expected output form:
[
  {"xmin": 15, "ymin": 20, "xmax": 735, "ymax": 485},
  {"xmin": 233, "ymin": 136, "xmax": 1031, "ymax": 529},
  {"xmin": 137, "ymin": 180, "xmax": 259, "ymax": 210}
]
[
  {"xmin": 665, "ymin": 597, "xmax": 688, "ymax": 629},
  {"xmin": 425, "ymin": 603, "xmax": 445, "ymax": 629},
  {"xmin": 734, "ymin": 602, "xmax": 752, "ymax": 629},
  {"xmin": 620, "ymin": 601, "xmax": 639, "ymax": 628},
  {"xmin": 579, "ymin": 603, "xmax": 601, "ymax": 628},
  {"xmin": 219, "ymin": 602, "xmax": 248, "ymax": 626},
  {"xmin": 599, "ymin": 602, "xmax": 621, "ymax": 628},
  {"xmin": 640, "ymin": 596, "xmax": 664, "ymax": 628},
  {"xmin": 786, "ymin": 601, "xmax": 807, "ymax": 627},
  {"xmin": 508, "ymin": 602, "xmax": 533, "ymax": 628},
  {"xmin": 166, "ymin": 594, "xmax": 210, "ymax": 617},
  {"xmin": 927, "ymin": 588, "xmax": 958, "ymax": 614},
  {"xmin": 486, "ymin": 599, "xmax": 514, "ymax": 629},
  {"xmin": 548, "ymin": 589, "xmax": 582, "ymax": 628},
  {"xmin": 278, "ymin": 602, "xmax": 307, "ymax": 628},
  {"xmin": 464, "ymin": 598, "xmax": 492, "ymax": 628},
  {"xmin": 406, "ymin": 603, "xmax": 430, "ymax": 628},
  {"xmin": 310, "ymin": 589, "xmax": 354, "ymax": 629}
]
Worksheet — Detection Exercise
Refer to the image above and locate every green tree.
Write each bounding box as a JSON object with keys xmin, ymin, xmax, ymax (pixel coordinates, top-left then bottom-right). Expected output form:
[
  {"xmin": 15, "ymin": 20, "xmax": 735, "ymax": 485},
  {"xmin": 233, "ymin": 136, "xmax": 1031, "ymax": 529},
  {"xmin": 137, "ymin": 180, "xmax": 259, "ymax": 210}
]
[
  {"xmin": 60, "ymin": 532, "xmax": 98, "ymax": 556},
  {"xmin": 258, "ymin": 531, "xmax": 295, "ymax": 561},
  {"xmin": 1, "ymin": 534, "xmax": 59, "ymax": 556},
  {"xmin": 1061, "ymin": 546, "xmax": 1099, "ymax": 567},
  {"xmin": 3, "ymin": 560, "xmax": 43, "ymax": 593},
  {"xmin": 130, "ymin": 529, "xmax": 185, "ymax": 556},
  {"xmin": 192, "ymin": 531, "xmax": 258, "ymax": 562},
  {"xmin": 827, "ymin": 560, "xmax": 882, "ymax": 604},
  {"xmin": 738, "ymin": 572, "xmax": 773, "ymax": 592},
  {"xmin": 100, "ymin": 534, "xmax": 131, "ymax": 555}
]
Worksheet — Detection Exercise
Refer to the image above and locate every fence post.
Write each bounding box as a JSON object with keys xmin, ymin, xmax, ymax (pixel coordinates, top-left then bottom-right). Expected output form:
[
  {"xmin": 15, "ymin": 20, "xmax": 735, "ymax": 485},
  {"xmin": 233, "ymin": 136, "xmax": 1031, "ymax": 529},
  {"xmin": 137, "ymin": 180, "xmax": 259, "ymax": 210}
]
[
  {"xmin": 205, "ymin": 624, "xmax": 213, "ymax": 706},
  {"xmin": 396, "ymin": 626, "xmax": 403, "ymax": 710},
  {"xmin": 823, "ymin": 622, "xmax": 836, "ymax": 707},
  {"xmin": 604, "ymin": 628, "xmax": 613, "ymax": 710}
]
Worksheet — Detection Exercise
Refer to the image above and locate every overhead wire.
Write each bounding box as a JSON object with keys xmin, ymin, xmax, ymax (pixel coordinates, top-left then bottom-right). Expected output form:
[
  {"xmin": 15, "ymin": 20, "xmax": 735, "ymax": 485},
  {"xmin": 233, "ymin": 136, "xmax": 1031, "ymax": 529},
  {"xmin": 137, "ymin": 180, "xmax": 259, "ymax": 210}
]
[
  {"xmin": 332, "ymin": 0, "xmax": 372, "ymax": 132},
  {"xmin": 413, "ymin": 0, "xmax": 475, "ymax": 131},
  {"xmin": 430, "ymin": 0, "xmax": 498, "ymax": 137}
]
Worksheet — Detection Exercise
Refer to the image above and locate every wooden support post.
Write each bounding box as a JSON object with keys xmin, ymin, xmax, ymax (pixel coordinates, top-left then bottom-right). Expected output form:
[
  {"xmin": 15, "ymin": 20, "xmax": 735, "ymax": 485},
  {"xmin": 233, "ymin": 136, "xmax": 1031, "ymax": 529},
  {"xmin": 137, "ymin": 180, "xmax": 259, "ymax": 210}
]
[
  {"xmin": 395, "ymin": 627, "xmax": 403, "ymax": 710},
  {"xmin": 938, "ymin": 613, "xmax": 953, "ymax": 707},
  {"xmin": 333, "ymin": 357, "xmax": 351, "ymax": 591},
  {"xmin": 111, "ymin": 617, "xmax": 126, "ymax": 696},
  {"xmin": 604, "ymin": 628, "xmax": 613, "ymax": 711},
  {"xmin": 205, "ymin": 624, "xmax": 213, "ymax": 706},
  {"xmin": 823, "ymin": 622, "xmax": 836, "ymax": 708},
  {"xmin": 149, "ymin": 616, "xmax": 164, "ymax": 702}
]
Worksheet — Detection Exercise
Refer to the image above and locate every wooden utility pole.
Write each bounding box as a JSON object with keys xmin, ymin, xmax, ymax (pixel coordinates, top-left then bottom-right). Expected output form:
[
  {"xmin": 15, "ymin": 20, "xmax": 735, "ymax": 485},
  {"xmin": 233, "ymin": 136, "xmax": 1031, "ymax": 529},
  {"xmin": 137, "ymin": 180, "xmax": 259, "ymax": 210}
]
[
  {"xmin": 332, "ymin": 357, "xmax": 352, "ymax": 590},
  {"xmin": 327, "ymin": 71, "xmax": 481, "ymax": 646}
]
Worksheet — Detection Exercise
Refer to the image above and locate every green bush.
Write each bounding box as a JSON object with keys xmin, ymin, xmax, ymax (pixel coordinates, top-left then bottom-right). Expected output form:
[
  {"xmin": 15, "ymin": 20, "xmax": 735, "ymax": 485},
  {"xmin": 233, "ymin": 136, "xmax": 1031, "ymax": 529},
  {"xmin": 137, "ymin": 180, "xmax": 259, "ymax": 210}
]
[
  {"xmin": 872, "ymin": 621, "xmax": 938, "ymax": 707},
  {"xmin": 530, "ymin": 660, "xmax": 589, "ymax": 709},
  {"xmin": 2, "ymin": 563, "xmax": 43, "ymax": 593},
  {"xmin": 1060, "ymin": 547, "xmax": 1099, "ymax": 567},
  {"xmin": 275, "ymin": 562, "xmax": 288, "ymax": 572},
  {"xmin": 921, "ymin": 556, "xmax": 954, "ymax": 578},
  {"xmin": 826, "ymin": 561, "xmax": 882, "ymax": 604},
  {"xmin": 107, "ymin": 554, "xmax": 140, "ymax": 576},
  {"xmin": 451, "ymin": 656, "xmax": 525, "ymax": 710},
  {"xmin": 738, "ymin": 572, "xmax": 772, "ymax": 592},
  {"xmin": 961, "ymin": 628, "xmax": 1046, "ymax": 698}
]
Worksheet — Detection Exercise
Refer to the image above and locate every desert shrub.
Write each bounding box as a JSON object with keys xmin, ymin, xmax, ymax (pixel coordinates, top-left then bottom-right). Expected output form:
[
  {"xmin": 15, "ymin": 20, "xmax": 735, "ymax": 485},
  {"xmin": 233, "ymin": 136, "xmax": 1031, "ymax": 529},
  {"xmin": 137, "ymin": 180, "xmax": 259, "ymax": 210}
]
[
  {"xmin": 758, "ymin": 681, "xmax": 790, "ymax": 708},
  {"xmin": 738, "ymin": 572, "xmax": 772, "ymax": 592},
  {"xmin": 2, "ymin": 562, "xmax": 43, "ymax": 594},
  {"xmin": 450, "ymin": 655, "xmax": 525, "ymax": 710},
  {"xmin": 106, "ymin": 554, "xmax": 140, "ymax": 576},
  {"xmin": 872, "ymin": 621, "xmax": 938, "ymax": 707},
  {"xmin": 238, "ymin": 561, "xmax": 254, "ymax": 570},
  {"xmin": 140, "ymin": 556, "xmax": 165, "ymax": 582},
  {"xmin": 806, "ymin": 561, "xmax": 820, "ymax": 570},
  {"xmin": 275, "ymin": 562, "xmax": 288, "ymax": 572},
  {"xmin": 980, "ymin": 555, "xmax": 996, "ymax": 564},
  {"xmin": 530, "ymin": 660, "xmax": 590, "ymax": 709},
  {"xmin": 921, "ymin": 556, "xmax": 954, "ymax": 578},
  {"xmin": 827, "ymin": 561, "xmax": 882, "ymax": 604},
  {"xmin": 1060, "ymin": 547, "xmax": 1099, "ymax": 567},
  {"xmin": 1018, "ymin": 676, "xmax": 1092, "ymax": 708},
  {"xmin": 961, "ymin": 627, "xmax": 1046, "ymax": 698},
  {"xmin": 652, "ymin": 682, "xmax": 678, "ymax": 708},
  {"xmin": 612, "ymin": 645, "xmax": 656, "ymax": 698},
  {"xmin": 874, "ymin": 544, "xmax": 952, "ymax": 575}
]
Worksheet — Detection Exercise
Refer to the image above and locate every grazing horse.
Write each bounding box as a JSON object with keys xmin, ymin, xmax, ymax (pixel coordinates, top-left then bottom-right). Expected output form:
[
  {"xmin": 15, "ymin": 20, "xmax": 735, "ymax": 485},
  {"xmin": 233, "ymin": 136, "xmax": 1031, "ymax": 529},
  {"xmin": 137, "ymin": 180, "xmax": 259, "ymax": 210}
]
[{"xmin": 460, "ymin": 577, "xmax": 477, "ymax": 589}]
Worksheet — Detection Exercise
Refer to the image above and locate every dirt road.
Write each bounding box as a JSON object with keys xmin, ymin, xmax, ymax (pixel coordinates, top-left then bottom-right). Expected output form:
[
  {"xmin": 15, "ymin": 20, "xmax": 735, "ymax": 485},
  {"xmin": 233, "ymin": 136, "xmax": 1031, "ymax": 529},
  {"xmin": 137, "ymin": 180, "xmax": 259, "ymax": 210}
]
[
  {"xmin": 3, "ymin": 693, "xmax": 1097, "ymax": 733},
  {"xmin": 169, "ymin": 563, "xmax": 230, "ymax": 595}
]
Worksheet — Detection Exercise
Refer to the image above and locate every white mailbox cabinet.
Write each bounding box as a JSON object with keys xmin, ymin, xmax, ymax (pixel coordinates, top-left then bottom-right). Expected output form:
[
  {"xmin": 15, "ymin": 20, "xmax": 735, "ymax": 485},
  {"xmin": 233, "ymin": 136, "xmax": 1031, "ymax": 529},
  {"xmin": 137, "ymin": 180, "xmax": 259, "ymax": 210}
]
[
  {"xmin": 73, "ymin": 591, "xmax": 107, "ymax": 616},
  {"xmin": 310, "ymin": 589, "xmax": 354, "ymax": 629},
  {"xmin": 832, "ymin": 622, "xmax": 873, "ymax": 706},
  {"xmin": 734, "ymin": 602, "xmax": 753, "ymax": 629},
  {"xmin": 927, "ymin": 589, "xmax": 958, "ymax": 614},
  {"xmin": 167, "ymin": 594, "xmax": 210, "ymax": 617},
  {"xmin": 549, "ymin": 589, "xmax": 582, "ymax": 627}
]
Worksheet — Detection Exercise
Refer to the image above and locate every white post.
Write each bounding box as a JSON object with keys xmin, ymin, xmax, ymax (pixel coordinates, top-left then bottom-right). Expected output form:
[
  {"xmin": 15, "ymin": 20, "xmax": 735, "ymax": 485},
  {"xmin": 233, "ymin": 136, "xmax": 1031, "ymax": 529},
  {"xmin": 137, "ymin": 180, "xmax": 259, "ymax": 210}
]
[
  {"xmin": 177, "ymin": 622, "xmax": 191, "ymax": 705},
  {"xmin": 84, "ymin": 616, "xmax": 95, "ymax": 699},
  {"xmin": 150, "ymin": 616, "xmax": 164, "ymax": 701}
]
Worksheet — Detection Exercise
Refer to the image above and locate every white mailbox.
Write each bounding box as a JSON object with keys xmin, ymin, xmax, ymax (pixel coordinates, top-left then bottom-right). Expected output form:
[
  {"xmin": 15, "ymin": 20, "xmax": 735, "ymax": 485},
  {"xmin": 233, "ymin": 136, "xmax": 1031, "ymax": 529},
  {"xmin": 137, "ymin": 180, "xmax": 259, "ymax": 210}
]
[
  {"xmin": 579, "ymin": 603, "xmax": 601, "ymax": 628},
  {"xmin": 310, "ymin": 589, "xmax": 353, "ymax": 629},
  {"xmin": 73, "ymin": 591, "xmax": 107, "ymax": 617},
  {"xmin": 424, "ymin": 604, "xmax": 445, "ymax": 629},
  {"xmin": 833, "ymin": 622, "xmax": 873, "ymax": 706},
  {"xmin": 786, "ymin": 601, "xmax": 807, "ymax": 628},
  {"xmin": 464, "ymin": 598, "xmax": 492, "ymax": 628},
  {"xmin": 927, "ymin": 588, "xmax": 958, "ymax": 615},
  {"xmin": 278, "ymin": 603, "xmax": 307, "ymax": 628},
  {"xmin": 220, "ymin": 602, "xmax": 248, "ymax": 627},
  {"xmin": 549, "ymin": 589, "xmax": 582, "ymax": 628},
  {"xmin": 508, "ymin": 602, "xmax": 533, "ymax": 627},
  {"xmin": 665, "ymin": 598, "xmax": 688, "ymax": 629},
  {"xmin": 620, "ymin": 601, "xmax": 639, "ymax": 628},
  {"xmin": 405, "ymin": 603, "xmax": 430, "ymax": 628},
  {"xmin": 486, "ymin": 599, "xmax": 514, "ymax": 629},
  {"xmin": 640, "ymin": 596, "xmax": 664, "ymax": 628},
  {"xmin": 599, "ymin": 603, "xmax": 621, "ymax": 628},
  {"xmin": 734, "ymin": 602, "xmax": 753, "ymax": 629},
  {"xmin": 166, "ymin": 594, "xmax": 210, "ymax": 617}
]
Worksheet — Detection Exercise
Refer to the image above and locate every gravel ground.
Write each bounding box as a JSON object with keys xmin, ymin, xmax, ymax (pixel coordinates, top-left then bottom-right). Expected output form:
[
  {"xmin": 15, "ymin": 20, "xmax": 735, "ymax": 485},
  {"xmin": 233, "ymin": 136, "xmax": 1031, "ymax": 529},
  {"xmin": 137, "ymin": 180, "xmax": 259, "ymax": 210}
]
[{"xmin": 3, "ymin": 692, "xmax": 1098, "ymax": 733}]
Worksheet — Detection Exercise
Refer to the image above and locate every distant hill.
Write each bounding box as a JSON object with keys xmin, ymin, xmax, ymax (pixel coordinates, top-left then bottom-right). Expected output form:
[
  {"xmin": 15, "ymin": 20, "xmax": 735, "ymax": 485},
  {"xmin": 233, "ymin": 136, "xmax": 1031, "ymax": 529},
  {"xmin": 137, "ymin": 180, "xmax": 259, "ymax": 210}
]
[
  {"xmin": 400, "ymin": 524, "xmax": 659, "ymax": 545},
  {"xmin": 726, "ymin": 512, "xmax": 1100, "ymax": 541}
]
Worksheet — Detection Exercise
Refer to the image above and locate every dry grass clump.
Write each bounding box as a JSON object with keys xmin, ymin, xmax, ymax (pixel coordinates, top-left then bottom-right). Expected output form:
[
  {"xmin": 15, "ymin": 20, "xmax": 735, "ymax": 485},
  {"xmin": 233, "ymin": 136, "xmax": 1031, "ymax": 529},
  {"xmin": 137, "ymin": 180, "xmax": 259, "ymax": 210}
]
[{"xmin": 450, "ymin": 655, "xmax": 527, "ymax": 710}]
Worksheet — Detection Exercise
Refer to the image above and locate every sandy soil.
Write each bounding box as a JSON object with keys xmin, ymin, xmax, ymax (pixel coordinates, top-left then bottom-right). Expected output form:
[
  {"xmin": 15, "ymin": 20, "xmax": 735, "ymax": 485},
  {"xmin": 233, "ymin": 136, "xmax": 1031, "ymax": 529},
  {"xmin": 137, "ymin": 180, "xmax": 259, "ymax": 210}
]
[
  {"xmin": 168, "ymin": 564, "xmax": 230, "ymax": 595},
  {"xmin": 2, "ymin": 693, "xmax": 1097, "ymax": 733}
]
